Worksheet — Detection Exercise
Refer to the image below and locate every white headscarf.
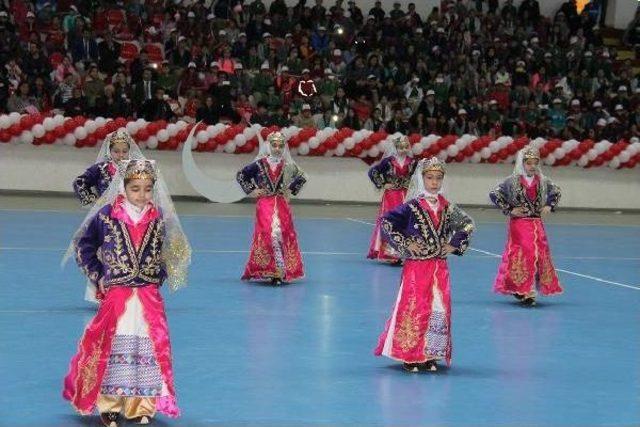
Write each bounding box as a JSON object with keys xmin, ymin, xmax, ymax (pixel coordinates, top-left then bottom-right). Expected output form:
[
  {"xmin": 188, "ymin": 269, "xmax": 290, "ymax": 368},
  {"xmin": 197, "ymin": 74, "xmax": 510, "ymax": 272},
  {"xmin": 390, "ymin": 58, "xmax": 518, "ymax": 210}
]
[
  {"xmin": 255, "ymin": 130, "xmax": 297, "ymax": 166},
  {"xmin": 513, "ymin": 146, "xmax": 546, "ymax": 180},
  {"xmin": 405, "ymin": 157, "xmax": 447, "ymax": 202},
  {"xmin": 95, "ymin": 129, "xmax": 146, "ymax": 164},
  {"xmin": 63, "ymin": 159, "xmax": 192, "ymax": 292},
  {"xmin": 382, "ymin": 135, "xmax": 413, "ymax": 160}
]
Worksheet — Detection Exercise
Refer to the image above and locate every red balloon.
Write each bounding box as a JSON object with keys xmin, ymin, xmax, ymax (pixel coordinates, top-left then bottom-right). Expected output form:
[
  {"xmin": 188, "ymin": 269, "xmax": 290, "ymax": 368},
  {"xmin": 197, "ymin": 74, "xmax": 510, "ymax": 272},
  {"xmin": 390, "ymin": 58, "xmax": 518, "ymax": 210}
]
[
  {"xmin": 352, "ymin": 145, "xmax": 363, "ymax": 156},
  {"xmin": 20, "ymin": 115, "xmax": 34, "ymax": 129},
  {"xmin": 488, "ymin": 154, "xmax": 499, "ymax": 163},
  {"xmin": 454, "ymin": 153, "xmax": 465, "ymax": 162},
  {"xmin": 8, "ymin": 123, "xmax": 22, "ymax": 136},
  {"xmin": 75, "ymin": 140, "xmax": 84, "ymax": 148},
  {"xmin": 54, "ymin": 126, "xmax": 67, "ymax": 138},
  {"xmin": 63, "ymin": 120, "xmax": 76, "ymax": 132},
  {"xmin": 95, "ymin": 127, "xmax": 108, "ymax": 140},
  {"xmin": 32, "ymin": 137, "xmax": 42, "ymax": 146},
  {"xmin": 86, "ymin": 135, "xmax": 97, "ymax": 146},
  {"xmin": 0, "ymin": 130, "xmax": 10, "ymax": 142},
  {"xmin": 136, "ymin": 129, "xmax": 149, "ymax": 141},
  {"xmin": 167, "ymin": 139, "xmax": 178, "ymax": 150},
  {"xmin": 44, "ymin": 133, "xmax": 55, "ymax": 144}
]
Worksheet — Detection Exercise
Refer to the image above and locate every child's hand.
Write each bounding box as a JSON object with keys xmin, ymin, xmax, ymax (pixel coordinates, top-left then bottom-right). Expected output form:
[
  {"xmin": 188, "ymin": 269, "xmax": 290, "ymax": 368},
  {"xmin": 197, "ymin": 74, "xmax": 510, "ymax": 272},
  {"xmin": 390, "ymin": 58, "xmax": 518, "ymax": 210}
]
[
  {"xmin": 440, "ymin": 244, "xmax": 456, "ymax": 256},
  {"xmin": 511, "ymin": 207, "xmax": 528, "ymax": 217},
  {"xmin": 540, "ymin": 206, "xmax": 552, "ymax": 217}
]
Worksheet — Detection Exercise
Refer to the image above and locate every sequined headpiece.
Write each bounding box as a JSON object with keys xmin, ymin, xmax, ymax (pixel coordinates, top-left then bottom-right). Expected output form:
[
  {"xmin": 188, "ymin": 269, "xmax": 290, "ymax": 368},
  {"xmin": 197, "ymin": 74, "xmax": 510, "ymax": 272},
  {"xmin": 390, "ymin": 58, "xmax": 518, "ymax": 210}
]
[
  {"xmin": 394, "ymin": 135, "xmax": 409, "ymax": 148},
  {"xmin": 267, "ymin": 131, "xmax": 285, "ymax": 145},
  {"xmin": 108, "ymin": 130, "xmax": 132, "ymax": 149},
  {"xmin": 123, "ymin": 159, "xmax": 157, "ymax": 182},
  {"xmin": 522, "ymin": 146, "xmax": 540, "ymax": 161},
  {"xmin": 422, "ymin": 157, "xmax": 446, "ymax": 175}
]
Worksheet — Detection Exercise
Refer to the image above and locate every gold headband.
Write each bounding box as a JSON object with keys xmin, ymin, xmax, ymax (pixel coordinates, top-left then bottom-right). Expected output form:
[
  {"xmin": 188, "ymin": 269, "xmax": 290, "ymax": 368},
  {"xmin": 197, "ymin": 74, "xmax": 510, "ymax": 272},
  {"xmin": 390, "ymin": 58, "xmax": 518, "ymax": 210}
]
[
  {"xmin": 267, "ymin": 131, "xmax": 285, "ymax": 145},
  {"xmin": 124, "ymin": 160, "xmax": 156, "ymax": 182},
  {"xmin": 422, "ymin": 157, "xmax": 446, "ymax": 174},
  {"xmin": 522, "ymin": 146, "xmax": 540, "ymax": 161},
  {"xmin": 109, "ymin": 131, "xmax": 131, "ymax": 149}
]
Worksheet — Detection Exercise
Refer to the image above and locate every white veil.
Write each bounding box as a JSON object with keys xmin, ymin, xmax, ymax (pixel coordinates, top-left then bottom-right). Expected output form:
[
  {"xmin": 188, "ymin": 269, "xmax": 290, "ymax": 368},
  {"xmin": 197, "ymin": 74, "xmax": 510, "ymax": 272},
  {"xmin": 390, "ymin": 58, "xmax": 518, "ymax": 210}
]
[
  {"xmin": 95, "ymin": 130, "xmax": 146, "ymax": 163},
  {"xmin": 255, "ymin": 130, "xmax": 296, "ymax": 166},
  {"xmin": 513, "ymin": 146, "xmax": 546, "ymax": 180},
  {"xmin": 405, "ymin": 157, "xmax": 447, "ymax": 202},
  {"xmin": 62, "ymin": 159, "xmax": 192, "ymax": 292},
  {"xmin": 382, "ymin": 135, "xmax": 413, "ymax": 159}
]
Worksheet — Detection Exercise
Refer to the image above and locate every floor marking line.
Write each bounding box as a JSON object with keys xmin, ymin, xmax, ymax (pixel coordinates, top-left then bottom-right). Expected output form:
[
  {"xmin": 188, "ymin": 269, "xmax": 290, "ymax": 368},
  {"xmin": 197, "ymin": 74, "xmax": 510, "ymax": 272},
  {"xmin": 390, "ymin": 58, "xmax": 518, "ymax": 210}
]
[{"xmin": 345, "ymin": 218, "xmax": 640, "ymax": 291}]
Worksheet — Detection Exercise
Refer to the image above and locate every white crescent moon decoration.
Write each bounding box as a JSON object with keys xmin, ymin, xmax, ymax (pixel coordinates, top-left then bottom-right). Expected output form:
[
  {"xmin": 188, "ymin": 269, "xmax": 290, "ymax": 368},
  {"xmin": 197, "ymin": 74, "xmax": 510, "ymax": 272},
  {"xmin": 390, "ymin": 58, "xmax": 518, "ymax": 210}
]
[{"xmin": 181, "ymin": 122, "xmax": 247, "ymax": 203}]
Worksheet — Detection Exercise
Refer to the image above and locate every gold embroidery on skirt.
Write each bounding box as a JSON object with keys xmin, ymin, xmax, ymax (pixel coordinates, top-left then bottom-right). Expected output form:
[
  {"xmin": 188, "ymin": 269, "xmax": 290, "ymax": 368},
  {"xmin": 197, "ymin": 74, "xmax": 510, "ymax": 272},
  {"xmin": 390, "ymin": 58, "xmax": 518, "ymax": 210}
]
[
  {"xmin": 252, "ymin": 234, "xmax": 271, "ymax": 268},
  {"xmin": 539, "ymin": 255, "xmax": 554, "ymax": 285},
  {"xmin": 509, "ymin": 247, "xmax": 529, "ymax": 286},
  {"xmin": 283, "ymin": 239, "xmax": 300, "ymax": 273},
  {"xmin": 80, "ymin": 333, "xmax": 104, "ymax": 398},
  {"xmin": 395, "ymin": 297, "xmax": 420, "ymax": 352}
]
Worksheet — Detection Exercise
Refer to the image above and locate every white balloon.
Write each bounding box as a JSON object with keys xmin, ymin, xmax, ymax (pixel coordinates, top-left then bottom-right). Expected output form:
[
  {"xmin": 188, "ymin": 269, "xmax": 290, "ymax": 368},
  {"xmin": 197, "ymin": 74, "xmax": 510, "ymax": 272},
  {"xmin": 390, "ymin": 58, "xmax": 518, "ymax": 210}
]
[
  {"xmin": 335, "ymin": 144, "xmax": 346, "ymax": 156},
  {"xmin": 147, "ymin": 136, "xmax": 158, "ymax": 149},
  {"xmin": 94, "ymin": 117, "xmax": 106, "ymax": 127},
  {"xmin": 619, "ymin": 151, "xmax": 631, "ymax": 163},
  {"xmin": 544, "ymin": 154, "xmax": 556, "ymax": 166},
  {"xmin": 489, "ymin": 140, "xmax": 500, "ymax": 151},
  {"xmin": 298, "ymin": 142, "xmax": 310, "ymax": 155},
  {"xmin": 41, "ymin": 117, "xmax": 54, "ymax": 131},
  {"xmin": 167, "ymin": 124, "xmax": 179, "ymax": 137},
  {"xmin": 20, "ymin": 131, "xmax": 34, "ymax": 144},
  {"xmin": 8, "ymin": 112, "xmax": 21, "ymax": 124},
  {"xmin": 554, "ymin": 148, "xmax": 566, "ymax": 159},
  {"xmin": 74, "ymin": 127, "xmax": 88, "ymax": 140},
  {"xmin": 53, "ymin": 114, "xmax": 65, "ymax": 126},
  {"xmin": 369, "ymin": 146, "xmax": 380, "ymax": 157},
  {"xmin": 412, "ymin": 144, "xmax": 423, "ymax": 155},
  {"xmin": 481, "ymin": 147, "xmax": 492, "ymax": 159},
  {"xmin": 84, "ymin": 120, "xmax": 96, "ymax": 134},
  {"xmin": 224, "ymin": 141, "xmax": 237, "ymax": 153},
  {"xmin": 577, "ymin": 157, "xmax": 588, "ymax": 167},
  {"xmin": 324, "ymin": 149, "xmax": 335, "ymax": 157},
  {"xmin": 0, "ymin": 115, "xmax": 11, "ymax": 129},
  {"xmin": 609, "ymin": 158, "xmax": 621, "ymax": 168},
  {"xmin": 126, "ymin": 122, "xmax": 137, "ymax": 134},
  {"xmin": 437, "ymin": 150, "xmax": 448, "ymax": 161},
  {"xmin": 196, "ymin": 131, "xmax": 209, "ymax": 144},
  {"xmin": 308, "ymin": 137, "xmax": 320, "ymax": 149},
  {"xmin": 343, "ymin": 137, "xmax": 355, "ymax": 149},
  {"xmin": 594, "ymin": 141, "xmax": 609, "ymax": 154},
  {"xmin": 235, "ymin": 134, "xmax": 247, "ymax": 147},
  {"xmin": 63, "ymin": 134, "xmax": 76, "ymax": 146},
  {"xmin": 471, "ymin": 152, "xmax": 482, "ymax": 163},
  {"xmin": 157, "ymin": 129, "xmax": 169, "ymax": 142},
  {"xmin": 587, "ymin": 149, "xmax": 598, "ymax": 161},
  {"xmin": 32, "ymin": 124, "xmax": 45, "ymax": 138},
  {"xmin": 447, "ymin": 145, "xmax": 459, "ymax": 156},
  {"xmin": 627, "ymin": 144, "xmax": 639, "ymax": 155}
]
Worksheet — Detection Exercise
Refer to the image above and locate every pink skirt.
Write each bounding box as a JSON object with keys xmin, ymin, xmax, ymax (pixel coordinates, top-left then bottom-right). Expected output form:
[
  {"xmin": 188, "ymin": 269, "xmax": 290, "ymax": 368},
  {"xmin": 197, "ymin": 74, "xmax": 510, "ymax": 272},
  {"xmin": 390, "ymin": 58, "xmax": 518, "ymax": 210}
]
[
  {"xmin": 63, "ymin": 286, "xmax": 180, "ymax": 417},
  {"xmin": 242, "ymin": 195, "xmax": 304, "ymax": 282},
  {"xmin": 374, "ymin": 259, "xmax": 453, "ymax": 365},
  {"xmin": 493, "ymin": 217, "xmax": 563, "ymax": 296},
  {"xmin": 368, "ymin": 188, "xmax": 406, "ymax": 262}
]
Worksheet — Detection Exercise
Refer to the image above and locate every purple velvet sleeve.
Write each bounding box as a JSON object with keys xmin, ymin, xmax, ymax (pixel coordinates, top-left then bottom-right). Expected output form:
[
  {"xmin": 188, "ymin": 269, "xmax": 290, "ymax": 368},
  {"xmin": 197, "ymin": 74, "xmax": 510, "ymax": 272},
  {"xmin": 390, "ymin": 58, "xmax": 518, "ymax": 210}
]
[
  {"xmin": 73, "ymin": 163, "xmax": 102, "ymax": 206},
  {"xmin": 75, "ymin": 212, "xmax": 104, "ymax": 285},
  {"xmin": 236, "ymin": 161, "xmax": 261, "ymax": 195},
  {"xmin": 368, "ymin": 157, "xmax": 391, "ymax": 189}
]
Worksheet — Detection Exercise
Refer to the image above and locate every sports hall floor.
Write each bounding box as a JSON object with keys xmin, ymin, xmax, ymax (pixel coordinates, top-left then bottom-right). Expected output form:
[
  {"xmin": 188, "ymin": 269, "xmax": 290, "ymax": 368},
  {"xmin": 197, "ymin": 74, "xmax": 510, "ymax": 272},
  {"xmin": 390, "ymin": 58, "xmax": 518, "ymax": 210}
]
[{"xmin": 1, "ymin": 194, "xmax": 638, "ymax": 426}]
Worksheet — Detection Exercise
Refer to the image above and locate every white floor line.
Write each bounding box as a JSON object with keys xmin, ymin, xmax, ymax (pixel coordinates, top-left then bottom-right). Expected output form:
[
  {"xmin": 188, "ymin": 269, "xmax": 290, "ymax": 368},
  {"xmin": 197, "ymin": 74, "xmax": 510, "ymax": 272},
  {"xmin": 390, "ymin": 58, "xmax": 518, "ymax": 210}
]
[{"xmin": 345, "ymin": 218, "xmax": 640, "ymax": 291}]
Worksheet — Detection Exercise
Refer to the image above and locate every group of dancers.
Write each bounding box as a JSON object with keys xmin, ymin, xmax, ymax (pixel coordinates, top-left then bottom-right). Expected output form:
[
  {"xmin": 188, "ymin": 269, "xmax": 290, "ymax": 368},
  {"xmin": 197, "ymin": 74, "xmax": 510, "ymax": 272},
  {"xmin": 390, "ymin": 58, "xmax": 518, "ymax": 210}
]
[{"xmin": 64, "ymin": 128, "xmax": 562, "ymax": 425}]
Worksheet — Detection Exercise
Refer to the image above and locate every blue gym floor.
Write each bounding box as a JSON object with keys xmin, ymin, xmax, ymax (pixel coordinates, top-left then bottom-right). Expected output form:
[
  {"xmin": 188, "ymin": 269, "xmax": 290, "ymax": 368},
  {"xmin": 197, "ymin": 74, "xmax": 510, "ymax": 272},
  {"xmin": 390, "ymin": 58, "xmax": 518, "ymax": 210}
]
[{"xmin": 0, "ymin": 202, "xmax": 639, "ymax": 426}]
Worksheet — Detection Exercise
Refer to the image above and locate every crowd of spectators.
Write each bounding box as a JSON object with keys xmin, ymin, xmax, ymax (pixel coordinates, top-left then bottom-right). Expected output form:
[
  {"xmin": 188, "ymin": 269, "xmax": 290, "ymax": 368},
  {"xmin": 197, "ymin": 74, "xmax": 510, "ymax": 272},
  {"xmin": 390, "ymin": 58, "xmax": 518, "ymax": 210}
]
[{"xmin": 1, "ymin": 0, "xmax": 639, "ymax": 141}]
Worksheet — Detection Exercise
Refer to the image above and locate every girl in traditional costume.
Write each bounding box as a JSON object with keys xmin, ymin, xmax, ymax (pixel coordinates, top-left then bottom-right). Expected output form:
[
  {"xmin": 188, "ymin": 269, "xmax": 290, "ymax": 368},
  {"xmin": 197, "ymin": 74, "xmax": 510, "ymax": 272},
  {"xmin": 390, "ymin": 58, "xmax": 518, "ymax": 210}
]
[
  {"xmin": 367, "ymin": 136, "xmax": 417, "ymax": 264},
  {"xmin": 73, "ymin": 130, "xmax": 145, "ymax": 207},
  {"xmin": 62, "ymin": 159, "xmax": 191, "ymax": 426},
  {"xmin": 72, "ymin": 130, "xmax": 147, "ymax": 303},
  {"xmin": 236, "ymin": 131, "xmax": 306, "ymax": 285},
  {"xmin": 374, "ymin": 157, "xmax": 474, "ymax": 373},
  {"xmin": 489, "ymin": 146, "xmax": 562, "ymax": 306}
]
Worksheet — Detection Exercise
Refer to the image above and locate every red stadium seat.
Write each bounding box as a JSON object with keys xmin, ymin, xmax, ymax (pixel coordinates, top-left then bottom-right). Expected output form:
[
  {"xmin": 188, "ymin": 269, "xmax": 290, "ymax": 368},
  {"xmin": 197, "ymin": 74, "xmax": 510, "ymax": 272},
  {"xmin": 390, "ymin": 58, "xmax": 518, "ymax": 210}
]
[
  {"xmin": 119, "ymin": 41, "xmax": 140, "ymax": 62},
  {"xmin": 49, "ymin": 52, "xmax": 64, "ymax": 69},
  {"xmin": 144, "ymin": 43, "xmax": 165, "ymax": 62},
  {"xmin": 106, "ymin": 9, "xmax": 126, "ymax": 26}
]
